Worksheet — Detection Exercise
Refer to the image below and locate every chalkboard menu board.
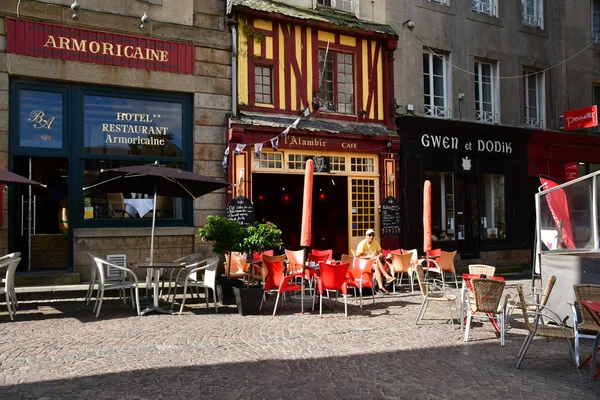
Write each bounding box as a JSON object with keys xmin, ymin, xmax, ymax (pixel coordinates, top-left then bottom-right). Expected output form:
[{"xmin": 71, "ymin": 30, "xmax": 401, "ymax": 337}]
[
  {"xmin": 380, "ymin": 196, "xmax": 401, "ymax": 236},
  {"xmin": 226, "ymin": 196, "xmax": 255, "ymax": 225}
]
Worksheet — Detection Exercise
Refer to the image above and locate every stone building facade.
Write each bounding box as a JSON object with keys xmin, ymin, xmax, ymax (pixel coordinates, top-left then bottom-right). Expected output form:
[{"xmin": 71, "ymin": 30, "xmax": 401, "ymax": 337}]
[{"xmin": 0, "ymin": 0, "xmax": 231, "ymax": 279}]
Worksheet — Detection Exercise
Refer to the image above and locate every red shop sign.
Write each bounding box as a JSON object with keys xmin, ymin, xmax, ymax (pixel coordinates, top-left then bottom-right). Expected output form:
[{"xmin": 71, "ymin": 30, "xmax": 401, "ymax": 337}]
[
  {"xmin": 564, "ymin": 105, "xmax": 598, "ymax": 131},
  {"xmin": 565, "ymin": 162, "xmax": 579, "ymax": 182},
  {"xmin": 6, "ymin": 18, "xmax": 194, "ymax": 74}
]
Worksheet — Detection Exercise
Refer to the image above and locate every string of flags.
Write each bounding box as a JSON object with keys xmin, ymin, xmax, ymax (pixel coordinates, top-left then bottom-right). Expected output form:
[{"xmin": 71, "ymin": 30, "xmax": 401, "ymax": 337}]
[{"xmin": 222, "ymin": 107, "xmax": 311, "ymax": 172}]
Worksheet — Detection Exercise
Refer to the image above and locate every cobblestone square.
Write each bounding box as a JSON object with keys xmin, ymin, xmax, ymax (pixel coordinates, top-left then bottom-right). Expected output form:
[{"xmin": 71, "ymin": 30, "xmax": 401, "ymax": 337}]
[{"xmin": 0, "ymin": 280, "xmax": 599, "ymax": 399}]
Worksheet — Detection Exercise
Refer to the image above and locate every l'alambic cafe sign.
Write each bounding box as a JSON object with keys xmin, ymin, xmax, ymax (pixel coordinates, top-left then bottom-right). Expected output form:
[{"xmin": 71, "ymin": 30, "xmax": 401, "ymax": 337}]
[{"xmin": 6, "ymin": 18, "xmax": 194, "ymax": 74}]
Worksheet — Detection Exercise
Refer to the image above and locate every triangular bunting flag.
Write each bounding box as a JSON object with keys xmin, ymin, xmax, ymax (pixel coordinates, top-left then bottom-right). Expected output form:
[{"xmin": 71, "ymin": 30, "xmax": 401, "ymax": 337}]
[
  {"xmin": 254, "ymin": 142, "xmax": 263, "ymax": 157},
  {"xmin": 303, "ymin": 107, "xmax": 311, "ymax": 120},
  {"xmin": 291, "ymin": 117, "xmax": 301, "ymax": 129},
  {"xmin": 270, "ymin": 136, "xmax": 279, "ymax": 151},
  {"xmin": 234, "ymin": 143, "xmax": 246, "ymax": 155},
  {"xmin": 221, "ymin": 147, "xmax": 230, "ymax": 171},
  {"xmin": 281, "ymin": 126, "xmax": 290, "ymax": 138}
]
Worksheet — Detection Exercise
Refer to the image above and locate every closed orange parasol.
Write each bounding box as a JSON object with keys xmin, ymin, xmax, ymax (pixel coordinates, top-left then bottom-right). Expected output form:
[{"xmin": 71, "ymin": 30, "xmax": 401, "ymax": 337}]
[
  {"xmin": 423, "ymin": 180, "xmax": 432, "ymax": 253},
  {"xmin": 300, "ymin": 159, "xmax": 314, "ymax": 247}
]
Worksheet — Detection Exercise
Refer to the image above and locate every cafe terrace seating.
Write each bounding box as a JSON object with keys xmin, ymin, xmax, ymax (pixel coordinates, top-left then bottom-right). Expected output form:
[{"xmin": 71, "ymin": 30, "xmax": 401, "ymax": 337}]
[
  {"xmin": 85, "ymin": 252, "xmax": 128, "ymax": 307},
  {"xmin": 313, "ymin": 261, "xmax": 351, "ymax": 318},
  {"xmin": 172, "ymin": 257, "xmax": 219, "ymax": 314},
  {"xmin": 468, "ymin": 264, "xmax": 496, "ymax": 276},
  {"xmin": 91, "ymin": 256, "xmax": 140, "ymax": 317},
  {"xmin": 311, "ymin": 249, "xmax": 333, "ymax": 262},
  {"xmin": 506, "ymin": 274, "xmax": 556, "ymax": 331},
  {"xmin": 163, "ymin": 253, "xmax": 204, "ymax": 300},
  {"xmin": 285, "ymin": 249, "xmax": 305, "ymax": 275},
  {"xmin": 463, "ymin": 278, "xmax": 508, "ymax": 346},
  {"xmin": 427, "ymin": 250, "xmax": 458, "ymax": 288},
  {"xmin": 346, "ymin": 257, "xmax": 376, "ymax": 309},
  {"xmin": 515, "ymin": 285, "xmax": 579, "ymax": 378},
  {"xmin": 572, "ymin": 284, "xmax": 600, "ymax": 366},
  {"xmin": 0, "ymin": 256, "xmax": 21, "ymax": 321},
  {"xmin": 414, "ymin": 264, "xmax": 457, "ymax": 328},
  {"xmin": 260, "ymin": 258, "xmax": 304, "ymax": 315},
  {"xmin": 390, "ymin": 252, "xmax": 415, "ymax": 293}
]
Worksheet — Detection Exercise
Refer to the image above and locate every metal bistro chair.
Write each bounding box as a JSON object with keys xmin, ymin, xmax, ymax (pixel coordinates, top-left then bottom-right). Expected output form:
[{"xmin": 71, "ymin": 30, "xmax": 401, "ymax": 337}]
[
  {"xmin": 414, "ymin": 264, "xmax": 458, "ymax": 328},
  {"xmin": 463, "ymin": 278, "xmax": 508, "ymax": 346},
  {"xmin": 515, "ymin": 285, "xmax": 579, "ymax": 379},
  {"xmin": 572, "ymin": 284, "xmax": 600, "ymax": 366}
]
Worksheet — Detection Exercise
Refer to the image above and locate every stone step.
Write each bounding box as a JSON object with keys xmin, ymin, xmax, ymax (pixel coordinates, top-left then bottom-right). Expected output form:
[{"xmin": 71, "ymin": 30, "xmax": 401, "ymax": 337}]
[{"xmin": 14, "ymin": 271, "xmax": 80, "ymax": 286}]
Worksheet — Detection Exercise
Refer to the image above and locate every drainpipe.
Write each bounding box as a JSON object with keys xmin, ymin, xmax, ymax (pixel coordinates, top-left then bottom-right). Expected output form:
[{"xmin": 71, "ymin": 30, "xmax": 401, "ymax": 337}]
[{"xmin": 229, "ymin": 16, "xmax": 238, "ymax": 117}]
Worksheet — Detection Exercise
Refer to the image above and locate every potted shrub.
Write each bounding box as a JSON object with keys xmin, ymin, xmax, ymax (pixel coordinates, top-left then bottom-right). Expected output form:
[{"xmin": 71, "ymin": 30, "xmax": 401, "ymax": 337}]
[
  {"xmin": 233, "ymin": 221, "xmax": 283, "ymax": 315},
  {"xmin": 198, "ymin": 215, "xmax": 247, "ymax": 305}
]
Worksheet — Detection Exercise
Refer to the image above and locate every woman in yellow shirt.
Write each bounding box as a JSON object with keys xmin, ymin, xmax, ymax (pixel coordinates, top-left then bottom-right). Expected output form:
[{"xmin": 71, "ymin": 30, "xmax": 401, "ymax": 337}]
[{"xmin": 355, "ymin": 229, "xmax": 395, "ymax": 293}]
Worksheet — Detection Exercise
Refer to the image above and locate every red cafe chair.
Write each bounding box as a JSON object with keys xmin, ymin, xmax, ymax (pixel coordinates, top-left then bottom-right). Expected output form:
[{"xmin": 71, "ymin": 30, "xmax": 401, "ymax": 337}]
[
  {"xmin": 346, "ymin": 257, "xmax": 376, "ymax": 309},
  {"xmin": 382, "ymin": 249, "xmax": 402, "ymax": 275},
  {"xmin": 424, "ymin": 248, "xmax": 442, "ymax": 280},
  {"xmin": 251, "ymin": 250, "xmax": 274, "ymax": 280},
  {"xmin": 312, "ymin": 261, "xmax": 351, "ymax": 318},
  {"xmin": 259, "ymin": 259, "xmax": 304, "ymax": 315},
  {"xmin": 306, "ymin": 253, "xmax": 330, "ymax": 291},
  {"xmin": 311, "ymin": 249, "xmax": 333, "ymax": 262}
]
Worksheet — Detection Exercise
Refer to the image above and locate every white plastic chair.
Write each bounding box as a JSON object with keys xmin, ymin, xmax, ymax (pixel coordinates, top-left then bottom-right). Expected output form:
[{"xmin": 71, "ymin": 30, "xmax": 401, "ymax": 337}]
[
  {"xmin": 0, "ymin": 257, "xmax": 21, "ymax": 320},
  {"xmin": 163, "ymin": 253, "xmax": 203, "ymax": 300},
  {"xmin": 92, "ymin": 256, "xmax": 140, "ymax": 317},
  {"xmin": 85, "ymin": 253, "xmax": 128, "ymax": 306},
  {"xmin": 171, "ymin": 257, "xmax": 219, "ymax": 314}
]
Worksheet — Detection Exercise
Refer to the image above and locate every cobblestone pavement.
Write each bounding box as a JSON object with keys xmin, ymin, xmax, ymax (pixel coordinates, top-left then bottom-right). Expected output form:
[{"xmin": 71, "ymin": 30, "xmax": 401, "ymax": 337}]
[{"xmin": 0, "ymin": 279, "xmax": 599, "ymax": 399}]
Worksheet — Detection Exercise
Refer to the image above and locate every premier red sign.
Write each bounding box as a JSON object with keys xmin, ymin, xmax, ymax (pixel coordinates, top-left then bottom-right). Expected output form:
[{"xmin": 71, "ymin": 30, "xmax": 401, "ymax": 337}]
[
  {"xmin": 6, "ymin": 18, "xmax": 194, "ymax": 74},
  {"xmin": 564, "ymin": 105, "xmax": 598, "ymax": 131}
]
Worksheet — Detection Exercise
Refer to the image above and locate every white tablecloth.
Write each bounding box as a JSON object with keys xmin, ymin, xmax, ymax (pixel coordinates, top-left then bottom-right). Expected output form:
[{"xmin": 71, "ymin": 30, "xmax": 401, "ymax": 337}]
[{"xmin": 124, "ymin": 199, "xmax": 154, "ymax": 218}]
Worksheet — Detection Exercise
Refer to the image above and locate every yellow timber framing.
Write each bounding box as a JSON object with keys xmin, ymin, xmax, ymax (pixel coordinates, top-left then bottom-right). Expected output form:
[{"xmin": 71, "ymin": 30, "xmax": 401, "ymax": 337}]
[{"xmin": 250, "ymin": 149, "xmax": 380, "ymax": 255}]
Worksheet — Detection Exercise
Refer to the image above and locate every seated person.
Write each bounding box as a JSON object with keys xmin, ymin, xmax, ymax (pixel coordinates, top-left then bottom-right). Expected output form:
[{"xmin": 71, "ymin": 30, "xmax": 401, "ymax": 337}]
[{"xmin": 355, "ymin": 229, "xmax": 395, "ymax": 293}]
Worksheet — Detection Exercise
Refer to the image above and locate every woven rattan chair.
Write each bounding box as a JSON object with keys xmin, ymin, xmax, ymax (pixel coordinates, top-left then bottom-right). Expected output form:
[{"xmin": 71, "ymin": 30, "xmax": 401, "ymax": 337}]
[
  {"xmin": 468, "ymin": 264, "xmax": 496, "ymax": 276},
  {"xmin": 573, "ymin": 284, "xmax": 600, "ymax": 366},
  {"xmin": 515, "ymin": 285, "xmax": 579, "ymax": 378},
  {"xmin": 464, "ymin": 278, "xmax": 508, "ymax": 346},
  {"xmin": 414, "ymin": 265, "xmax": 457, "ymax": 328}
]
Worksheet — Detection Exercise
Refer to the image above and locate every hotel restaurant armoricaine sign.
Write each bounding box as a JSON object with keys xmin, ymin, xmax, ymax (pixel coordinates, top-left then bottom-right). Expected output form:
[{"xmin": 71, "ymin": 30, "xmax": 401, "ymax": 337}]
[{"xmin": 83, "ymin": 95, "xmax": 184, "ymax": 158}]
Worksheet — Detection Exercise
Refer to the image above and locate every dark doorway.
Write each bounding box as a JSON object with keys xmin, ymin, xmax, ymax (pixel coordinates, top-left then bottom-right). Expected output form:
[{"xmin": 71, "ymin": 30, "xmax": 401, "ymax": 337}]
[
  {"xmin": 13, "ymin": 156, "xmax": 69, "ymax": 271},
  {"xmin": 252, "ymin": 173, "xmax": 348, "ymax": 258}
]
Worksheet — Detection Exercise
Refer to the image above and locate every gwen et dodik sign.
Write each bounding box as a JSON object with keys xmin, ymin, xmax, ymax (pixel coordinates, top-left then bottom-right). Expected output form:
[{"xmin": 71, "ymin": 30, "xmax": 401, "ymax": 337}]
[{"xmin": 6, "ymin": 18, "xmax": 194, "ymax": 74}]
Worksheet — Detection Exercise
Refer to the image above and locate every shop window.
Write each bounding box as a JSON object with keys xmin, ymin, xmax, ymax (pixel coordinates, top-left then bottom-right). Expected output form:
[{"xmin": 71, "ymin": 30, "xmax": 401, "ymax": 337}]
[
  {"xmin": 287, "ymin": 154, "xmax": 306, "ymax": 170},
  {"xmin": 424, "ymin": 172, "xmax": 455, "ymax": 241},
  {"xmin": 18, "ymin": 89, "xmax": 63, "ymax": 149},
  {"xmin": 83, "ymin": 95, "xmax": 184, "ymax": 157},
  {"xmin": 351, "ymin": 178, "xmax": 376, "ymax": 237},
  {"xmin": 522, "ymin": 0, "xmax": 543, "ymax": 28},
  {"xmin": 318, "ymin": 49, "xmax": 355, "ymax": 114},
  {"xmin": 330, "ymin": 156, "xmax": 346, "ymax": 172},
  {"xmin": 254, "ymin": 66, "xmax": 272, "ymax": 104},
  {"xmin": 423, "ymin": 52, "xmax": 450, "ymax": 118},
  {"xmin": 350, "ymin": 157, "xmax": 375, "ymax": 173},
  {"xmin": 474, "ymin": 60, "xmax": 499, "ymax": 124},
  {"xmin": 472, "ymin": 0, "xmax": 498, "ymax": 17},
  {"xmin": 480, "ymin": 174, "xmax": 505, "ymax": 239},
  {"xmin": 255, "ymin": 151, "xmax": 283, "ymax": 170},
  {"xmin": 523, "ymin": 70, "xmax": 545, "ymax": 128},
  {"xmin": 82, "ymin": 160, "xmax": 183, "ymax": 220},
  {"xmin": 593, "ymin": 0, "xmax": 600, "ymax": 42}
]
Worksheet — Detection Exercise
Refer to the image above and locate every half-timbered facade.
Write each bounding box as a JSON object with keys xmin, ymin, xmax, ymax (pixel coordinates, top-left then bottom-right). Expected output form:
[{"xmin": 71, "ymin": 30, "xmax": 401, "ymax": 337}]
[{"xmin": 226, "ymin": 0, "xmax": 399, "ymax": 255}]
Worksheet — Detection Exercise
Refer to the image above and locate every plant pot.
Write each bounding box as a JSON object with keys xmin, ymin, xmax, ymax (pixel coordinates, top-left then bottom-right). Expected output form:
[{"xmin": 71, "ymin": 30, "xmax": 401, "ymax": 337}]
[
  {"xmin": 232, "ymin": 286, "xmax": 263, "ymax": 316},
  {"xmin": 217, "ymin": 276, "xmax": 244, "ymax": 306}
]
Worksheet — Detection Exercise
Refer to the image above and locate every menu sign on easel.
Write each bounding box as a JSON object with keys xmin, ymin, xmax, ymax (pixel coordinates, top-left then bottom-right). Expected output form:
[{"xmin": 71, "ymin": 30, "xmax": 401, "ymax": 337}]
[
  {"xmin": 226, "ymin": 196, "xmax": 255, "ymax": 225},
  {"xmin": 380, "ymin": 196, "xmax": 401, "ymax": 235}
]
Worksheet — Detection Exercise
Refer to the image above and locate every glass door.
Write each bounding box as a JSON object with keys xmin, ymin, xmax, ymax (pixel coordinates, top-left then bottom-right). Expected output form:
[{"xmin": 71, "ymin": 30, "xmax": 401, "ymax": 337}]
[
  {"xmin": 455, "ymin": 174, "xmax": 480, "ymax": 258},
  {"xmin": 13, "ymin": 156, "xmax": 69, "ymax": 271}
]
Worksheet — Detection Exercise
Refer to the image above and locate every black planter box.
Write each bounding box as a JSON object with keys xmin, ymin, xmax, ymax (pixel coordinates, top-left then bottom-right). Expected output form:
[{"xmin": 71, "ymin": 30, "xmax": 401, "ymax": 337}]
[
  {"xmin": 217, "ymin": 276, "xmax": 244, "ymax": 305},
  {"xmin": 232, "ymin": 286, "xmax": 263, "ymax": 316}
]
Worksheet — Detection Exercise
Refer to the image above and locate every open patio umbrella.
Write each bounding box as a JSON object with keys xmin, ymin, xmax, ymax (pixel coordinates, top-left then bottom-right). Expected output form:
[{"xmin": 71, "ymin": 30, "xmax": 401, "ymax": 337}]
[
  {"xmin": 423, "ymin": 180, "xmax": 432, "ymax": 253},
  {"xmin": 0, "ymin": 168, "xmax": 45, "ymax": 187},
  {"xmin": 300, "ymin": 159, "xmax": 314, "ymax": 247},
  {"xmin": 83, "ymin": 162, "xmax": 231, "ymax": 263}
]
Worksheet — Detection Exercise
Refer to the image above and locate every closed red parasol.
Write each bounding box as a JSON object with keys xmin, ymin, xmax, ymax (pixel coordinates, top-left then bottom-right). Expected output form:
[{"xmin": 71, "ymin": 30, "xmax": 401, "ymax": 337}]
[
  {"xmin": 423, "ymin": 180, "xmax": 432, "ymax": 253},
  {"xmin": 300, "ymin": 159, "xmax": 314, "ymax": 247}
]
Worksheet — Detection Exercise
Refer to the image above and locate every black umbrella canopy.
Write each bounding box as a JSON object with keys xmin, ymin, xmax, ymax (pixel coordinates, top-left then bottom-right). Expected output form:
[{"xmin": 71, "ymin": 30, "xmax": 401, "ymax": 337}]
[
  {"xmin": 0, "ymin": 168, "xmax": 45, "ymax": 187},
  {"xmin": 84, "ymin": 163, "xmax": 230, "ymax": 199}
]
